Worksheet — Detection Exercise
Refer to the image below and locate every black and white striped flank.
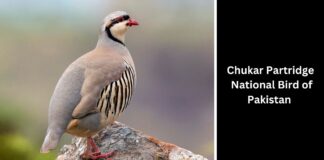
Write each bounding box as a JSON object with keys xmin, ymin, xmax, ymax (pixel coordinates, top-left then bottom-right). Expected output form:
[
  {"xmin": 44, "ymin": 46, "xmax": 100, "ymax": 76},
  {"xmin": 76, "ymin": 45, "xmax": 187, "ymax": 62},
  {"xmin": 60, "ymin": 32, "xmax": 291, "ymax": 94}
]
[{"xmin": 97, "ymin": 65, "xmax": 135, "ymax": 120}]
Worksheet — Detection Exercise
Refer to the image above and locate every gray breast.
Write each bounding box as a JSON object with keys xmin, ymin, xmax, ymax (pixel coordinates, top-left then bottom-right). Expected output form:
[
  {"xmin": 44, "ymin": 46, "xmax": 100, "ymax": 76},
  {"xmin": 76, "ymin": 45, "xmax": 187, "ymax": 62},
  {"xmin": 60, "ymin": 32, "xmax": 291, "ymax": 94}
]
[{"xmin": 96, "ymin": 64, "xmax": 135, "ymax": 121}]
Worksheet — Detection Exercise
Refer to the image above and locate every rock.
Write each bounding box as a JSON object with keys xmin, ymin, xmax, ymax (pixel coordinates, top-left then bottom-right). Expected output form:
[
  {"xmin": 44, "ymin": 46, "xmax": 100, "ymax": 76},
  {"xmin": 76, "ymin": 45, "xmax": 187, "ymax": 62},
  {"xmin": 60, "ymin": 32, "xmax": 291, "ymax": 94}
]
[{"xmin": 57, "ymin": 122, "xmax": 207, "ymax": 160}]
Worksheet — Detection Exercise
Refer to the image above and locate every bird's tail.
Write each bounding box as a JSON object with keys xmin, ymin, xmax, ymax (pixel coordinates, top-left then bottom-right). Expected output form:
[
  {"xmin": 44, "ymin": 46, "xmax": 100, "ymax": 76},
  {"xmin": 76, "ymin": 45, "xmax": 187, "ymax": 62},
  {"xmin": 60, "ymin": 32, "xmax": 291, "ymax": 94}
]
[{"xmin": 40, "ymin": 128, "xmax": 63, "ymax": 153}]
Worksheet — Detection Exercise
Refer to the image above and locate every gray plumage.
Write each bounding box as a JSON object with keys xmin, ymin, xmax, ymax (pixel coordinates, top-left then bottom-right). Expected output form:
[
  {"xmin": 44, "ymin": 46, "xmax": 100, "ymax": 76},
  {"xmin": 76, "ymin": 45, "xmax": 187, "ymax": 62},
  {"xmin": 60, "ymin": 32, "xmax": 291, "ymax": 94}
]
[{"xmin": 41, "ymin": 11, "xmax": 137, "ymax": 153}]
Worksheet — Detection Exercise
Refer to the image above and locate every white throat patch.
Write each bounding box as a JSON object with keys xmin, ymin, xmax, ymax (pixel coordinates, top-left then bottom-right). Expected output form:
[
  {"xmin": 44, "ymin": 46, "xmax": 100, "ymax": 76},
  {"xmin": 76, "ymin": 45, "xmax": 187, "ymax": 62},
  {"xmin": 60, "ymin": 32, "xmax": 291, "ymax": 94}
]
[{"xmin": 109, "ymin": 21, "xmax": 128, "ymax": 44}]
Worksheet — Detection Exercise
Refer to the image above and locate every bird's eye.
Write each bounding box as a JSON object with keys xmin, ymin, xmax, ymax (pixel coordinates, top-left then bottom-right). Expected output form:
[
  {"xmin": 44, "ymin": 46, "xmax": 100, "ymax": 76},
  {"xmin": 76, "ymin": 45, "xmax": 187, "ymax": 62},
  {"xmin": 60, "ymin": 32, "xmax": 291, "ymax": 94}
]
[
  {"xmin": 111, "ymin": 15, "xmax": 130, "ymax": 24},
  {"xmin": 117, "ymin": 17, "xmax": 124, "ymax": 22},
  {"xmin": 111, "ymin": 17, "xmax": 122, "ymax": 23},
  {"xmin": 123, "ymin": 15, "xmax": 130, "ymax": 20}
]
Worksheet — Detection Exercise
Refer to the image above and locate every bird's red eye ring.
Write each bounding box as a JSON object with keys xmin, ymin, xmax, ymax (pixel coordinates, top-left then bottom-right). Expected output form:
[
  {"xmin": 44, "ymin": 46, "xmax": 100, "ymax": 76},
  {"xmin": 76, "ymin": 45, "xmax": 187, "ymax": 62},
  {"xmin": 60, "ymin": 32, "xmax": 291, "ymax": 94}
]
[
  {"xmin": 117, "ymin": 17, "xmax": 123, "ymax": 22},
  {"xmin": 110, "ymin": 15, "xmax": 131, "ymax": 27}
]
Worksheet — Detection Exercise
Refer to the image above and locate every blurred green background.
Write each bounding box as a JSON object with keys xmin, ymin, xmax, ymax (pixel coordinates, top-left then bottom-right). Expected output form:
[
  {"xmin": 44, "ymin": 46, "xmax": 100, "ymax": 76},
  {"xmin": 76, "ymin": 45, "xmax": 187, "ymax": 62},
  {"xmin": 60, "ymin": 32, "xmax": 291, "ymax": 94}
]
[{"xmin": 0, "ymin": 0, "xmax": 214, "ymax": 159}]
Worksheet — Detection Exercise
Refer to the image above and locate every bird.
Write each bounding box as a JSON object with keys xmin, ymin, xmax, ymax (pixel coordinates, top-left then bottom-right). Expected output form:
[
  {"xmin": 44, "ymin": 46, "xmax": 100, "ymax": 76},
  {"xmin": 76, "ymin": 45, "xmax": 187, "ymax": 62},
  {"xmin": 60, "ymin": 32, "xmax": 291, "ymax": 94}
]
[{"xmin": 40, "ymin": 11, "xmax": 139, "ymax": 160}]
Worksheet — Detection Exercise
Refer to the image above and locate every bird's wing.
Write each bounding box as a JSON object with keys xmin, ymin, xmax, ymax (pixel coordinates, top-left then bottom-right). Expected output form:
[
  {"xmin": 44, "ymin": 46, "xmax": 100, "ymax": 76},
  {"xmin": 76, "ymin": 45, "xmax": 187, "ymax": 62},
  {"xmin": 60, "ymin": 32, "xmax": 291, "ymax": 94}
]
[
  {"xmin": 71, "ymin": 55, "xmax": 128, "ymax": 119},
  {"xmin": 41, "ymin": 59, "xmax": 86, "ymax": 153}
]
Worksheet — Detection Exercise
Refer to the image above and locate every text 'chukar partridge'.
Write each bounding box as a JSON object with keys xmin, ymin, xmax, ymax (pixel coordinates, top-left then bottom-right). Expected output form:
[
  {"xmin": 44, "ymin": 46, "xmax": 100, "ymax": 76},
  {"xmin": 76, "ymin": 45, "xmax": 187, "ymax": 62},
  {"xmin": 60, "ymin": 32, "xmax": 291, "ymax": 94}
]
[{"xmin": 40, "ymin": 11, "xmax": 139, "ymax": 160}]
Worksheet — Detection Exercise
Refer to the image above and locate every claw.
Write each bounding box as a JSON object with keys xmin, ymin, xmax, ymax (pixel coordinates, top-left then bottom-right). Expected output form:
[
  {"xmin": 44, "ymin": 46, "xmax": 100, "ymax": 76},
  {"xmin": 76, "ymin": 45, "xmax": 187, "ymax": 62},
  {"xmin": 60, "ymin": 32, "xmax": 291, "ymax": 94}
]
[{"xmin": 81, "ymin": 137, "xmax": 115, "ymax": 160}]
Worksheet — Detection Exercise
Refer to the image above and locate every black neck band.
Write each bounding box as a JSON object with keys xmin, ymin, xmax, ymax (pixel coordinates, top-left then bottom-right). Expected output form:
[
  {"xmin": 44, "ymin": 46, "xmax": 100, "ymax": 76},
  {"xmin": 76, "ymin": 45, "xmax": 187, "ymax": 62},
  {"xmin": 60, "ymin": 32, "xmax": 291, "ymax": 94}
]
[
  {"xmin": 105, "ymin": 15, "xmax": 130, "ymax": 46},
  {"xmin": 105, "ymin": 26, "xmax": 125, "ymax": 46}
]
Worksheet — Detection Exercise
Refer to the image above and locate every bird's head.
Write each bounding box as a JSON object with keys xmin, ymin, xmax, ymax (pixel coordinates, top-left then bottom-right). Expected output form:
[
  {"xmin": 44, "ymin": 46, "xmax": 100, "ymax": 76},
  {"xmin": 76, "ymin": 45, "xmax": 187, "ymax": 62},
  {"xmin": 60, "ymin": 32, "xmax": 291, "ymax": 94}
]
[{"xmin": 101, "ymin": 11, "xmax": 139, "ymax": 46}]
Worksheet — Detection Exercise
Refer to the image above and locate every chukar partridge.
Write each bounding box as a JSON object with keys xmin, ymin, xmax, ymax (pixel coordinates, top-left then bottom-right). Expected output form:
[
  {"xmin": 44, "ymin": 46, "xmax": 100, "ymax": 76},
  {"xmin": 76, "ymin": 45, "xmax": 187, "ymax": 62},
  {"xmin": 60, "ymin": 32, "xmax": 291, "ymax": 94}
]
[{"xmin": 40, "ymin": 11, "xmax": 138, "ymax": 160}]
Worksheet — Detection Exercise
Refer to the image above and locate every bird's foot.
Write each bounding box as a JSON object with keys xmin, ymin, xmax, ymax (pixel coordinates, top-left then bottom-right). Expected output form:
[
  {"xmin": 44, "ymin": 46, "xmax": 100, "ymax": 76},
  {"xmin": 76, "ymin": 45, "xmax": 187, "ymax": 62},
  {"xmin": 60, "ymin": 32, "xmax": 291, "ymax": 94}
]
[
  {"xmin": 81, "ymin": 150, "xmax": 115, "ymax": 160},
  {"xmin": 82, "ymin": 137, "xmax": 115, "ymax": 160}
]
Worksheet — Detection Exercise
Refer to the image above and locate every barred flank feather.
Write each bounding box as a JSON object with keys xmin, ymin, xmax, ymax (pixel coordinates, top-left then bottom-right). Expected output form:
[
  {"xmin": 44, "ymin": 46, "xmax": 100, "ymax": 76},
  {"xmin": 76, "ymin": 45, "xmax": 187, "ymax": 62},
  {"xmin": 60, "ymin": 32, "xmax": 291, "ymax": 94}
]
[{"xmin": 97, "ymin": 64, "xmax": 135, "ymax": 121}]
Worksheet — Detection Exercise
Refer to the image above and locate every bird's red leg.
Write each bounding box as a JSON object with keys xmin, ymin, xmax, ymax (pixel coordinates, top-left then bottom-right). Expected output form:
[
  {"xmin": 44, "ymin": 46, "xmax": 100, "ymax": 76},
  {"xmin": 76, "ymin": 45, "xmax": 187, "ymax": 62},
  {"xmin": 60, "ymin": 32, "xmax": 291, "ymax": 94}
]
[
  {"xmin": 81, "ymin": 137, "xmax": 94, "ymax": 158},
  {"xmin": 88, "ymin": 137, "xmax": 101, "ymax": 155},
  {"xmin": 81, "ymin": 137, "xmax": 115, "ymax": 160}
]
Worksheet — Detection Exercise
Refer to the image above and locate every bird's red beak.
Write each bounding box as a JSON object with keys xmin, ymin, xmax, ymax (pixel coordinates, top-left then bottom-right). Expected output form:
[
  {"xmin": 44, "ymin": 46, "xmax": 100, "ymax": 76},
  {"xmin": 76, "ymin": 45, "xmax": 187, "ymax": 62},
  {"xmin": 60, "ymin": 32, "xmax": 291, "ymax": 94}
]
[{"xmin": 127, "ymin": 19, "xmax": 139, "ymax": 27}]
